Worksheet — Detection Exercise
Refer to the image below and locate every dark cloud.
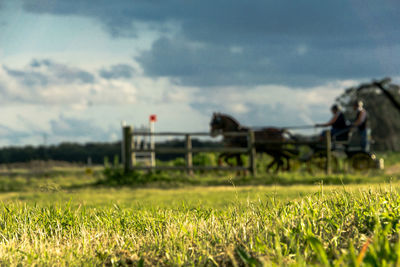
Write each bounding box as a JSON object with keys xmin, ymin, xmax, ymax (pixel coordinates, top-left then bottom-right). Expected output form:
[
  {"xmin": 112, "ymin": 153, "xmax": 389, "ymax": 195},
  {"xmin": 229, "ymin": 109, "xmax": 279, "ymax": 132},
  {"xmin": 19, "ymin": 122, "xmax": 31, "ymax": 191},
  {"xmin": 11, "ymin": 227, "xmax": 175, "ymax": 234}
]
[
  {"xmin": 30, "ymin": 59, "xmax": 51, "ymax": 68},
  {"xmin": 137, "ymin": 37, "xmax": 400, "ymax": 87},
  {"xmin": 21, "ymin": 0, "xmax": 400, "ymax": 44},
  {"xmin": 4, "ymin": 59, "xmax": 95, "ymax": 86},
  {"xmin": 3, "ymin": 66, "xmax": 49, "ymax": 87},
  {"xmin": 22, "ymin": 0, "xmax": 400, "ymax": 86},
  {"xmin": 38, "ymin": 59, "xmax": 95, "ymax": 84},
  {"xmin": 99, "ymin": 64, "xmax": 135, "ymax": 80}
]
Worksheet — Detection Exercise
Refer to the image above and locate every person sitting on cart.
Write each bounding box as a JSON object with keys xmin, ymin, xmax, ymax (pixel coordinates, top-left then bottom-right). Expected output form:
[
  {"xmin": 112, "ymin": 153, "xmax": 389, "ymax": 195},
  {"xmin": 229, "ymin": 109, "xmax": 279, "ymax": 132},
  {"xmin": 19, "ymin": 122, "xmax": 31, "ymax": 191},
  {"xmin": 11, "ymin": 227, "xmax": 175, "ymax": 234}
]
[
  {"xmin": 315, "ymin": 104, "xmax": 349, "ymax": 141},
  {"xmin": 351, "ymin": 100, "xmax": 369, "ymax": 152}
]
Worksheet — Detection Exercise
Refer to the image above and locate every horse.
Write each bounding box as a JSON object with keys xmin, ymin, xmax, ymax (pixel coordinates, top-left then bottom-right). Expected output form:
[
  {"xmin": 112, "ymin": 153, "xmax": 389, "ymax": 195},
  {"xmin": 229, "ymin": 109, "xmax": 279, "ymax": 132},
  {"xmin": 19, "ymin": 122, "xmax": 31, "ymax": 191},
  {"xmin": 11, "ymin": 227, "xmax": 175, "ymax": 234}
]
[{"xmin": 210, "ymin": 113, "xmax": 299, "ymax": 173}]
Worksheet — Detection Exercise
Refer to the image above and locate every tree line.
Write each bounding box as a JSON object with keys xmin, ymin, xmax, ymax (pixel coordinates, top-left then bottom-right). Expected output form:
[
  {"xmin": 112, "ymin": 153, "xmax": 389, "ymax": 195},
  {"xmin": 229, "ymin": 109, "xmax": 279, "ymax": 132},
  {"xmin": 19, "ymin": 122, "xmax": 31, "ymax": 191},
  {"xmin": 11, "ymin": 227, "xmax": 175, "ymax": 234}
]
[{"xmin": 0, "ymin": 139, "xmax": 222, "ymax": 164}]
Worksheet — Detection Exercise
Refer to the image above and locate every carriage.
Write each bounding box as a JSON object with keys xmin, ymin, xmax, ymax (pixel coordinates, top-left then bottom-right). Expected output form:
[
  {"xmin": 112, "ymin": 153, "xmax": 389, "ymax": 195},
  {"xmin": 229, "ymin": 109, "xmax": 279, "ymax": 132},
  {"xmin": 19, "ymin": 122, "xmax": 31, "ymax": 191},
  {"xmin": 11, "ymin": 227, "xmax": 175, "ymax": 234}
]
[
  {"xmin": 210, "ymin": 113, "xmax": 382, "ymax": 173},
  {"xmin": 300, "ymin": 128, "xmax": 382, "ymax": 173},
  {"xmin": 210, "ymin": 78, "xmax": 400, "ymax": 173}
]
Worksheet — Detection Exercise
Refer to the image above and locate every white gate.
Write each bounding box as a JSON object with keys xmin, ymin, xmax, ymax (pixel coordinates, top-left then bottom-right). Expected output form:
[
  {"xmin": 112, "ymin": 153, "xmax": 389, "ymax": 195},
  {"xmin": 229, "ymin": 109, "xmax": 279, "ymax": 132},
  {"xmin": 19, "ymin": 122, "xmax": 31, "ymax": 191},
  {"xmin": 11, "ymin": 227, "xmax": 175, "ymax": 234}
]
[{"xmin": 133, "ymin": 125, "xmax": 155, "ymax": 166}]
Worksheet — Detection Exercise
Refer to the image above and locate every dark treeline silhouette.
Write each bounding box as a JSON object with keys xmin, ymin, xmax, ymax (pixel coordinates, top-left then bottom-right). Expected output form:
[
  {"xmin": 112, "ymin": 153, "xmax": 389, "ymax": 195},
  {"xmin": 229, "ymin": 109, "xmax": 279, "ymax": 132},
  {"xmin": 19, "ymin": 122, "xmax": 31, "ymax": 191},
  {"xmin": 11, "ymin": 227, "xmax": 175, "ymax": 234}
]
[{"xmin": 0, "ymin": 139, "xmax": 222, "ymax": 164}]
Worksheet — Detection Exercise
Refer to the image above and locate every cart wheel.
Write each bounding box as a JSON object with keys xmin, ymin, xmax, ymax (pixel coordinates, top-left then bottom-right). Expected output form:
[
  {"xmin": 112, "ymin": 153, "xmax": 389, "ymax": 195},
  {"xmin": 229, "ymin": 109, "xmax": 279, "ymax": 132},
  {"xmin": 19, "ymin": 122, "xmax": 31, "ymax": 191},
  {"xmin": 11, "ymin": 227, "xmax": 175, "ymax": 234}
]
[
  {"xmin": 350, "ymin": 153, "xmax": 375, "ymax": 172},
  {"xmin": 308, "ymin": 151, "xmax": 339, "ymax": 174}
]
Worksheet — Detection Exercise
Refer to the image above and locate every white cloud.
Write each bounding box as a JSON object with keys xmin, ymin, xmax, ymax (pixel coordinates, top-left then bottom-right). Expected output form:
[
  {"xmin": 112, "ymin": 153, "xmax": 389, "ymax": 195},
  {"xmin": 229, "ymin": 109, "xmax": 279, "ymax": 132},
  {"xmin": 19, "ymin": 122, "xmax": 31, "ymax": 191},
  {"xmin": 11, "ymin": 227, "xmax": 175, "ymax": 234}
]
[
  {"xmin": 194, "ymin": 82, "xmax": 346, "ymax": 111},
  {"xmin": 0, "ymin": 59, "xmax": 210, "ymax": 145},
  {"xmin": 0, "ymin": 58, "xmax": 364, "ymax": 146},
  {"xmin": 162, "ymin": 87, "xmax": 196, "ymax": 103},
  {"xmin": 189, "ymin": 81, "xmax": 353, "ymax": 128},
  {"xmin": 229, "ymin": 103, "xmax": 249, "ymax": 114},
  {"xmin": 0, "ymin": 60, "xmax": 139, "ymax": 107}
]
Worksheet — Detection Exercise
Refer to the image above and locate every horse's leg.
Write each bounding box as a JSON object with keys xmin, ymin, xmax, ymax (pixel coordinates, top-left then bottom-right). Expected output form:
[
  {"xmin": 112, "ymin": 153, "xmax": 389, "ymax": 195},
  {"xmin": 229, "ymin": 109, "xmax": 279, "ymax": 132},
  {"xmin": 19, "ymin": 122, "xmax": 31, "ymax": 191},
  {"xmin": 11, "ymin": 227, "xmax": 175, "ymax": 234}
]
[
  {"xmin": 280, "ymin": 150, "xmax": 292, "ymax": 172},
  {"xmin": 272, "ymin": 154, "xmax": 289, "ymax": 173},
  {"xmin": 224, "ymin": 153, "xmax": 235, "ymax": 167},
  {"xmin": 266, "ymin": 160, "xmax": 274, "ymax": 173},
  {"xmin": 242, "ymin": 154, "xmax": 249, "ymax": 176},
  {"xmin": 284, "ymin": 155, "xmax": 291, "ymax": 171},
  {"xmin": 275, "ymin": 157, "xmax": 284, "ymax": 173},
  {"xmin": 219, "ymin": 152, "xmax": 233, "ymax": 166},
  {"xmin": 218, "ymin": 153, "xmax": 226, "ymax": 166},
  {"xmin": 236, "ymin": 154, "xmax": 246, "ymax": 176},
  {"xmin": 266, "ymin": 158, "xmax": 276, "ymax": 173}
]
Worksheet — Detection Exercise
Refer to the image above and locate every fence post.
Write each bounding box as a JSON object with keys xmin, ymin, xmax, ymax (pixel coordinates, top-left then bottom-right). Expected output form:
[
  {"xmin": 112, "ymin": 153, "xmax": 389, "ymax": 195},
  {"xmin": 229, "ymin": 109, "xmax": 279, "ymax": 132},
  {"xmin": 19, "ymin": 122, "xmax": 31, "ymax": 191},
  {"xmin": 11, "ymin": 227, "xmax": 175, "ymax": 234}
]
[
  {"xmin": 185, "ymin": 134, "xmax": 193, "ymax": 175},
  {"xmin": 248, "ymin": 130, "xmax": 256, "ymax": 176},
  {"xmin": 123, "ymin": 126, "xmax": 133, "ymax": 173},
  {"xmin": 150, "ymin": 121, "xmax": 155, "ymax": 169},
  {"xmin": 131, "ymin": 126, "xmax": 136, "ymax": 167},
  {"xmin": 326, "ymin": 130, "xmax": 331, "ymax": 175}
]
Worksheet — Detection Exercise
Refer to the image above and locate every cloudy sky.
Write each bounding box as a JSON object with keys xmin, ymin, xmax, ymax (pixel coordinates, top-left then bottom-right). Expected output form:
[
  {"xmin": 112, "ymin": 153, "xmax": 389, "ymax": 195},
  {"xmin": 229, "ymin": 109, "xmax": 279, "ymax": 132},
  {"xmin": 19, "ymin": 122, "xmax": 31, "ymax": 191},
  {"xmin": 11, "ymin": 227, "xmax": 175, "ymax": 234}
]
[{"xmin": 0, "ymin": 0, "xmax": 399, "ymax": 146}]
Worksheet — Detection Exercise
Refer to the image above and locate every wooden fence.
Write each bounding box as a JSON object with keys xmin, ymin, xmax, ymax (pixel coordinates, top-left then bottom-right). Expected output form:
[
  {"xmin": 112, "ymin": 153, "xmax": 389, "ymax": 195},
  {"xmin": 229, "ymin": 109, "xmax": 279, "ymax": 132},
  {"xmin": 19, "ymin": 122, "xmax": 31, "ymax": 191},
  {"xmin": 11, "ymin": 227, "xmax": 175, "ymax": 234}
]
[{"xmin": 121, "ymin": 126, "xmax": 332, "ymax": 176}]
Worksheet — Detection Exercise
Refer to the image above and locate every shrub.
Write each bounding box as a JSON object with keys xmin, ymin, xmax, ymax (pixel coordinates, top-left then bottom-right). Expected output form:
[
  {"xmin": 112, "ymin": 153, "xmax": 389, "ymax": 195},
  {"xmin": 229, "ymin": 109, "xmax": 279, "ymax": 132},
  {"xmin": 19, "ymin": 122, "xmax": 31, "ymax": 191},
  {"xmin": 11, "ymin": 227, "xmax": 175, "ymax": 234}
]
[{"xmin": 193, "ymin": 152, "xmax": 217, "ymax": 166}]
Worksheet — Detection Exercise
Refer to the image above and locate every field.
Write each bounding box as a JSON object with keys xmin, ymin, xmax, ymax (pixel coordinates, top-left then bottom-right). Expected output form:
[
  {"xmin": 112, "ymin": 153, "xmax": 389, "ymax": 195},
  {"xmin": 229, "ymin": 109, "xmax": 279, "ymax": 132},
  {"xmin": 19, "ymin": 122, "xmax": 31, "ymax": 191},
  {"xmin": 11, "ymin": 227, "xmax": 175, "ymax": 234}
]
[{"xmin": 0, "ymin": 156, "xmax": 400, "ymax": 265}]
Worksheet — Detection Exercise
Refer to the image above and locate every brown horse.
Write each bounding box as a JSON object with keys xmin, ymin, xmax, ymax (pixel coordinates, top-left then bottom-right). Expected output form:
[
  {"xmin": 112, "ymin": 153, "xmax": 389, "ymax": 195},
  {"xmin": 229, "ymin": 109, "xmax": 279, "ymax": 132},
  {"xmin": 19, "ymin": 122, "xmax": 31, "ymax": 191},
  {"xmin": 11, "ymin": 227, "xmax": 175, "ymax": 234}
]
[{"xmin": 210, "ymin": 113, "xmax": 298, "ymax": 172}]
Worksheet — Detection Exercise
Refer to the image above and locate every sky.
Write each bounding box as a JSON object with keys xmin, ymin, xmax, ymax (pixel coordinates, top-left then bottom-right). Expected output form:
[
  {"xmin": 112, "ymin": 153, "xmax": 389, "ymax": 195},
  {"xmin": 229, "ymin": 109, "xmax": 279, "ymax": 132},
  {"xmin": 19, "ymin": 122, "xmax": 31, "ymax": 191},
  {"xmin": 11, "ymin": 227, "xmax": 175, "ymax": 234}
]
[{"xmin": 0, "ymin": 0, "xmax": 399, "ymax": 146}]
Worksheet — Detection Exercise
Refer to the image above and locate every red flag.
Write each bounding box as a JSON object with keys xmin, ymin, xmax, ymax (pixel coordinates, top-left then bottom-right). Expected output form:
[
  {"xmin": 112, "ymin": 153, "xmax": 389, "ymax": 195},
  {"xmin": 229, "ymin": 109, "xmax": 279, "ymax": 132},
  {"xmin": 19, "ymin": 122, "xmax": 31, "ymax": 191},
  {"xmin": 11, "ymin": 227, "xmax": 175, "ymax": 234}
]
[{"xmin": 150, "ymin": 114, "xmax": 157, "ymax": 122}]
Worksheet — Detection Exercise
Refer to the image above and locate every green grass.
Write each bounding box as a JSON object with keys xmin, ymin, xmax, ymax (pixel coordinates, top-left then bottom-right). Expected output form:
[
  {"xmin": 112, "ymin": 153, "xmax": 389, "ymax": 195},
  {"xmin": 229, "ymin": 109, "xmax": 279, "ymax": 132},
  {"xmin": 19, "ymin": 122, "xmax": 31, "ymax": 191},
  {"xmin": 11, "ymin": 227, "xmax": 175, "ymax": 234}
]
[
  {"xmin": 0, "ymin": 153, "xmax": 399, "ymax": 265},
  {"xmin": 1, "ymin": 177, "xmax": 400, "ymax": 265}
]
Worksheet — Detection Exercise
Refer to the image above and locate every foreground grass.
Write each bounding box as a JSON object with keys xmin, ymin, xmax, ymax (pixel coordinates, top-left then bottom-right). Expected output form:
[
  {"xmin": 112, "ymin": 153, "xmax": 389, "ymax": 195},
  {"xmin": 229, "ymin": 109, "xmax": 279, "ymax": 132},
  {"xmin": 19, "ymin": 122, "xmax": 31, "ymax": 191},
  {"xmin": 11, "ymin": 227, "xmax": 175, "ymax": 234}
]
[
  {"xmin": 0, "ymin": 169, "xmax": 397, "ymax": 194},
  {"xmin": 0, "ymin": 182, "xmax": 400, "ymax": 265},
  {"xmin": 0, "ymin": 158, "xmax": 399, "ymax": 266}
]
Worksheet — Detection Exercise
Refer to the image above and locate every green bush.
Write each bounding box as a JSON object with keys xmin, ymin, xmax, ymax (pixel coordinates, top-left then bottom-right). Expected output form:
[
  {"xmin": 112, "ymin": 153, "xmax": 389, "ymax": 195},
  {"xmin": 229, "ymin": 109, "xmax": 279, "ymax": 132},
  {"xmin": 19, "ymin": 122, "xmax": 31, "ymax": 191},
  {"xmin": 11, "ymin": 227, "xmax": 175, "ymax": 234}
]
[
  {"xmin": 171, "ymin": 157, "xmax": 185, "ymax": 167},
  {"xmin": 193, "ymin": 152, "xmax": 217, "ymax": 166}
]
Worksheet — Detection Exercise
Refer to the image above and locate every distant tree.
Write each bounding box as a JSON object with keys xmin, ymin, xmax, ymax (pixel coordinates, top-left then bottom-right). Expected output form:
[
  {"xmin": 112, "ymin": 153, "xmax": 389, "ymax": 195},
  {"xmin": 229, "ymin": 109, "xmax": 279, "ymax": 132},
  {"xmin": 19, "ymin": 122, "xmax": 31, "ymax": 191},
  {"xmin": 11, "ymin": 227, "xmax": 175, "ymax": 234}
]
[
  {"xmin": 336, "ymin": 78, "xmax": 400, "ymax": 151},
  {"xmin": 0, "ymin": 139, "xmax": 222, "ymax": 164}
]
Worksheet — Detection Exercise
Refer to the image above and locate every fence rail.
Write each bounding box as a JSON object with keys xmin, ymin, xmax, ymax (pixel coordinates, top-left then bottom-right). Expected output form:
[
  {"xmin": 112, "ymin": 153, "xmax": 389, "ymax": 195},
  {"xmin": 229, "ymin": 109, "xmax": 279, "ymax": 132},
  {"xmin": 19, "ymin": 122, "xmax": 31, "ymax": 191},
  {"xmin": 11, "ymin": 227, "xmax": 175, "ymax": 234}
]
[
  {"xmin": 126, "ymin": 166, "xmax": 249, "ymax": 171},
  {"xmin": 130, "ymin": 132, "xmax": 247, "ymax": 137},
  {"xmin": 121, "ymin": 126, "xmax": 332, "ymax": 175},
  {"xmin": 130, "ymin": 148, "xmax": 250, "ymax": 153}
]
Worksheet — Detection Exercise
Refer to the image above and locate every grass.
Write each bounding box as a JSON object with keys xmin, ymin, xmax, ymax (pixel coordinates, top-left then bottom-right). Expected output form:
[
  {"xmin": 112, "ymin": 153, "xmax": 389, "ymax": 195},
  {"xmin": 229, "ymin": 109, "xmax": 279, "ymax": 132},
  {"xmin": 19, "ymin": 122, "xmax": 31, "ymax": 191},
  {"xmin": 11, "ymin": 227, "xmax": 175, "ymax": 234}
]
[
  {"xmin": 1, "ymin": 177, "xmax": 400, "ymax": 265},
  {"xmin": 0, "ymin": 153, "xmax": 399, "ymax": 265}
]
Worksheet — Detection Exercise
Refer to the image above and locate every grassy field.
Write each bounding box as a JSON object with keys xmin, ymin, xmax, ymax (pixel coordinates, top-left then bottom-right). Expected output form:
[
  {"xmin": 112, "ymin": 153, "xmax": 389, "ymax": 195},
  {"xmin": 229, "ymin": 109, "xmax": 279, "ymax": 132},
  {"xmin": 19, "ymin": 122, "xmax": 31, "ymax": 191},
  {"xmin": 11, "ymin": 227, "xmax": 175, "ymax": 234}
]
[
  {"xmin": 0, "ymin": 172, "xmax": 399, "ymax": 265},
  {"xmin": 0, "ymin": 156, "xmax": 400, "ymax": 265}
]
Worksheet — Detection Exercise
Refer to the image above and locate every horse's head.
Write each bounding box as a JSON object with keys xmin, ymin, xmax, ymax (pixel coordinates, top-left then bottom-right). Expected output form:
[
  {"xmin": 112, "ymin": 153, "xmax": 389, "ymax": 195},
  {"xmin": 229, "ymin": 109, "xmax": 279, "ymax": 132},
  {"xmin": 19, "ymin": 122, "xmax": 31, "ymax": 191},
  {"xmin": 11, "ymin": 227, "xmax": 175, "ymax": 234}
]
[
  {"xmin": 210, "ymin": 113, "xmax": 224, "ymax": 137},
  {"xmin": 210, "ymin": 113, "xmax": 241, "ymax": 137}
]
